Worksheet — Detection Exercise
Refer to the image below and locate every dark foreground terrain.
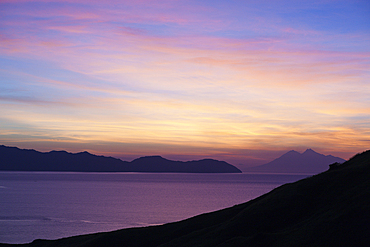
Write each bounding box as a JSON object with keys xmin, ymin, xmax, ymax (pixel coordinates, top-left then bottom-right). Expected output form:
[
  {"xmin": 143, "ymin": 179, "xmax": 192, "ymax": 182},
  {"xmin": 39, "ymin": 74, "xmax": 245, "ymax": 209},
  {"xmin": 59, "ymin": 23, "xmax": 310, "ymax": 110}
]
[{"xmin": 1, "ymin": 150, "xmax": 369, "ymax": 247}]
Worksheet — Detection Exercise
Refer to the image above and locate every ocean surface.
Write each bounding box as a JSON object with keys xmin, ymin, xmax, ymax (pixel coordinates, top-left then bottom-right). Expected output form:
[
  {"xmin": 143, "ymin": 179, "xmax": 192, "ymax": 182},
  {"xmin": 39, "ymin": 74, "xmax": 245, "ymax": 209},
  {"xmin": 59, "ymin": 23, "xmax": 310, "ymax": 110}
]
[{"xmin": 0, "ymin": 172, "xmax": 310, "ymax": 244}]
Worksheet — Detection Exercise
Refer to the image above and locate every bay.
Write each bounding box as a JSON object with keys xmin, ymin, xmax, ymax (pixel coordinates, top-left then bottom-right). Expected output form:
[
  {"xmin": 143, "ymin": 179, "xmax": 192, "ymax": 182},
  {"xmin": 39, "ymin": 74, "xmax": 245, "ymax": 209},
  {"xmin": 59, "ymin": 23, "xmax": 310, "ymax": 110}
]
[{"xmin": 0, "ymin": 171, "xmax": 310, "ymax": 244}]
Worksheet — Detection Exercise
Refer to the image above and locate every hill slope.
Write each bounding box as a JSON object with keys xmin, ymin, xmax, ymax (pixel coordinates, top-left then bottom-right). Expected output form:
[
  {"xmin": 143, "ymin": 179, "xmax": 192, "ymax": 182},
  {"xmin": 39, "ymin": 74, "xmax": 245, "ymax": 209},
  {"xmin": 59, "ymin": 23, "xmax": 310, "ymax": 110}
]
[
  {"xmin": 0, "ymin": 145, "xmax": 241, "ymax": 173},
  {"xmin": 2, "ymin": 150, "xmax": 369, "ymax": 247},
  {"xmin": 129, "ymin": 156, "xmax": 240, "ymax": 173},
  {"xmin": 246, "ymin": 148, "xmax": 345, "ymax": 174}
]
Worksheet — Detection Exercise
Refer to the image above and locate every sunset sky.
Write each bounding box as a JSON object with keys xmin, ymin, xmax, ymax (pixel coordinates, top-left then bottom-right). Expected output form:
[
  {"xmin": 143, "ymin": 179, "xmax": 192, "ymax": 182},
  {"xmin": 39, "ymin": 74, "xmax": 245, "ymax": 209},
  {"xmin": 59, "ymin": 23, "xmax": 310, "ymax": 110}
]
[{"xmin": 1, "ymin": 0, "xmax": 369, "ymax": 168}]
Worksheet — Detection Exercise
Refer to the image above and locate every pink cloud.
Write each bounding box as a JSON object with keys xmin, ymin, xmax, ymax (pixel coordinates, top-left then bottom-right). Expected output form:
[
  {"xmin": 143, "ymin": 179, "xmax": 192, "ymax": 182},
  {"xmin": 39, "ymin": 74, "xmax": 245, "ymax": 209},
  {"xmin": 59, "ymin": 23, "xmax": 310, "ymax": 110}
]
[{"xmin": 1, "ymin": 0, "xmax": 369, "ymax": 160}]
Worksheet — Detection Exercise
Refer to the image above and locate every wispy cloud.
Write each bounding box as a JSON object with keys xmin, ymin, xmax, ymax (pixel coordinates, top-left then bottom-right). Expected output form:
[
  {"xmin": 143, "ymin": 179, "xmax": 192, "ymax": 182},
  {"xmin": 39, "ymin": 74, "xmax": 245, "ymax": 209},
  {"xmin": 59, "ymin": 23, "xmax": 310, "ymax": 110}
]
[{"xmin": 0, "ymin": 0, "xmax": 369, "ymax": 164}]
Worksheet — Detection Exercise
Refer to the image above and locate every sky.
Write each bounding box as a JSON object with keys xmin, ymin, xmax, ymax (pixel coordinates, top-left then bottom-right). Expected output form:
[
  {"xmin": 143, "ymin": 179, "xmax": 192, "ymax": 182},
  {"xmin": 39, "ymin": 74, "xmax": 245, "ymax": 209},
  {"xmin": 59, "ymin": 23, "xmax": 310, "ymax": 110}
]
[{"xmin": 0, "ymin": 0, "xmax": 369, "ymax": 169}]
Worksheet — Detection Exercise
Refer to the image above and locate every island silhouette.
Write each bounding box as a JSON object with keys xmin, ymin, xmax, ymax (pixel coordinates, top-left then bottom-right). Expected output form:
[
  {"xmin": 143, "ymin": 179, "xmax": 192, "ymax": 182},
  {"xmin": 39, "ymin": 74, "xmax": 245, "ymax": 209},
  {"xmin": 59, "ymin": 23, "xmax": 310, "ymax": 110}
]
[
  {"xmin": 246, "ymin": 148, "xmax": 345, "ymax": 174},
  {"xmin": 1, "ymin": 150, "xmax": 368, "ymax": 246},
  {"xmin": 0, "ymin": 145, "xmax": 241, "ymax": 173}
]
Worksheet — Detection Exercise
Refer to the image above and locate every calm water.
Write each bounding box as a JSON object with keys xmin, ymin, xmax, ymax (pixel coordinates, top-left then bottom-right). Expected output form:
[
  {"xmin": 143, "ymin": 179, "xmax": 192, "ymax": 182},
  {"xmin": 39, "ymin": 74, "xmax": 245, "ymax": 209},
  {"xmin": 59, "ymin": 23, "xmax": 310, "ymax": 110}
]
[{"xmin": 0, "ymin": 172, "xmax": 310, "ymax": 244}]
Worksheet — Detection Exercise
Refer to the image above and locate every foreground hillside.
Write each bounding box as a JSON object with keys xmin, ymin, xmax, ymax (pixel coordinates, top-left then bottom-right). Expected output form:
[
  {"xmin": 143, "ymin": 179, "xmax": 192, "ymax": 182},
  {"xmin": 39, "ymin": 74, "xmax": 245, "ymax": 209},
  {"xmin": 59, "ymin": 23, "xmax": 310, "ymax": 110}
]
[{"xmin": 2, "ymin": 150, "xmax": 369, "ymax": 247}]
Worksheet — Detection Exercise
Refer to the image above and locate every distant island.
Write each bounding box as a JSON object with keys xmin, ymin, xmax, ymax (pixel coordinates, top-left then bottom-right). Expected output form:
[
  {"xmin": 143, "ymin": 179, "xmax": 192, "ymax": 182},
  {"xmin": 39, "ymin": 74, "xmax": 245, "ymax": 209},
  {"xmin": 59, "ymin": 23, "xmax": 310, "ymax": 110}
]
[
  {"xmin": 245, "ymin": 148, "xmax": 345, "ymax": 174},
  {"xmin": 1, "ymin": 150, "xmax": 368, "ymax": 246},
  {"xmin": 0, "ymin": 145, "xmax": 241, "ymax": 173}
]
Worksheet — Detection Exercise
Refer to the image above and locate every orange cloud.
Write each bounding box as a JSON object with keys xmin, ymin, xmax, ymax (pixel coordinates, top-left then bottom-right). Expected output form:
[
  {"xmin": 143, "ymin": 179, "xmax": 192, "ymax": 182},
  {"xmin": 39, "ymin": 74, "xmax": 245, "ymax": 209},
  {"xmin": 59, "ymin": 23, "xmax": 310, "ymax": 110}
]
[{"xmin": 1, "ymin": 0, "xmax": 369, "ymax": 164}]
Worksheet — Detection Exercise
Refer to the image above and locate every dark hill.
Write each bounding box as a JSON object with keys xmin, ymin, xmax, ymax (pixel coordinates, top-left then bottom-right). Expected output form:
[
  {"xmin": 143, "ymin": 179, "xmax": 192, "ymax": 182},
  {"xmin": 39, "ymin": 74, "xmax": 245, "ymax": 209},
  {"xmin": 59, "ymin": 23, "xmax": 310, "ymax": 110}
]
[
  {"xmin": 2, "ymin": 150, "xmax": 369, "ymax": 247},
  {"xmin": 0, "ymin": 145, "xmax": 128, "ymax": 172},
  {"xmin": 246, "ymin": 148, "xmax": 346, "ymax": 174},
  {"xmin": 130, "ymin": 156, "xmax": 240, "ymax": 173},
  {"xmin": 0, "ymin": 145, "xmax": 241, "ymax": 173}
]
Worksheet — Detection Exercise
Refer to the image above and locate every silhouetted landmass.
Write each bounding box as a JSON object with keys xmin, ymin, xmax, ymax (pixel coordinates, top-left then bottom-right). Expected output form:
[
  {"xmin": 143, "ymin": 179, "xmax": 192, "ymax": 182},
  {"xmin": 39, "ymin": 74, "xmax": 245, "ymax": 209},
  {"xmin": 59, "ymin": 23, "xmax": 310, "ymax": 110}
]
[
  {"xmin": 1, "ymin": 150, "xmax": 369, "ymax": 247},
  {"xmin": 0, "ymin": 145, "xmax": 241, "ymax": 173},
  {"xmin": 245, "ymin": 148, "xmax": 346, "ymax": 174},
  {"xmin": 129, "ymin": 155, "xmax": 241, "ymax": 173}
]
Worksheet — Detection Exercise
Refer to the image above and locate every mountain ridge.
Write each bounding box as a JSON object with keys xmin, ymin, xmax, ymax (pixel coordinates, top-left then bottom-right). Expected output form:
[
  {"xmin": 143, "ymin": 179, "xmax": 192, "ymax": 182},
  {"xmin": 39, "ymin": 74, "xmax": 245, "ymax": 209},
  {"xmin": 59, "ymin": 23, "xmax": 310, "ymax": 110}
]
[
  {"xmin": 246, "ymin": 148, "xmax": 345, "ymax": 174},
  {"xmin": 0, "ymin": 145, "xmax": 241, "ymax": 173}
]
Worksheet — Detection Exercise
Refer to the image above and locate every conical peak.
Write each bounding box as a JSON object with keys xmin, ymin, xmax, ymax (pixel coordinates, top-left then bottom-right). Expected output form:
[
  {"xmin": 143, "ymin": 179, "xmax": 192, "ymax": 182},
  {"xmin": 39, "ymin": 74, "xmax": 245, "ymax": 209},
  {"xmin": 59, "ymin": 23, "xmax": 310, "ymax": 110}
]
[{"xmin": 303, "ymin": 148, "xmax": 316, "ymax": 154}]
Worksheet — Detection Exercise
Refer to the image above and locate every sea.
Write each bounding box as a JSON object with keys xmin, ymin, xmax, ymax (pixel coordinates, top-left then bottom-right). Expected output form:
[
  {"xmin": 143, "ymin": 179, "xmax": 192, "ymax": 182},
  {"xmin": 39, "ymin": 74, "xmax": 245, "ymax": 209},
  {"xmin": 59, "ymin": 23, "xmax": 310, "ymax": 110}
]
[{"xmin": 0, "ymin": 171, "xmax": 311, "ymax": 244}]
